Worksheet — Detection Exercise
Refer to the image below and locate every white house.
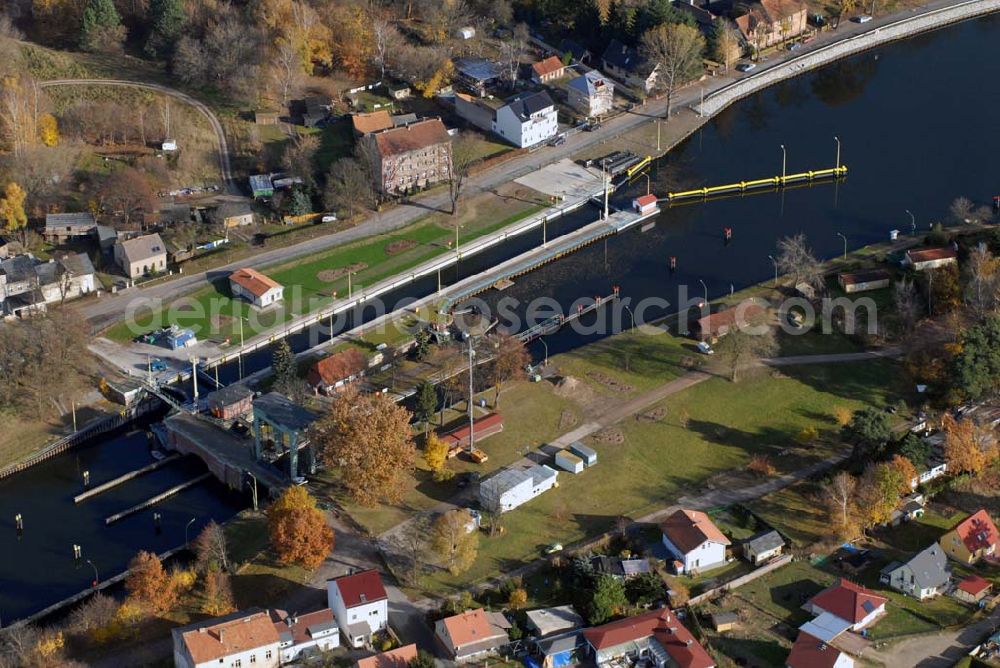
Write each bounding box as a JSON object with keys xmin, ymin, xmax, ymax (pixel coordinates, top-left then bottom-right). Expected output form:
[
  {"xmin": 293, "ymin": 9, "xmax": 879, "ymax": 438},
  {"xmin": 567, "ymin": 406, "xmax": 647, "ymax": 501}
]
[
  {"xmin": 802, "ymin": 579, "xmax": 887, "ymax": 633},
  {"xmin": 272, "ymin": 608, "xmax": 339, "ymax": 663},
  {"xmin": 879, "ymin": 543, "xmax": 950, "ymax": 600},
  {"xmin": 660, "ymin": 509, "xmax": 730, "ymax": 574},
  {"xmin": 479, "ymin": 464, "xmax": 558, "ymax": 513},
  {"xmin": 229, "ymin": 267, "xmax": 284, "ymax": 308},
  {"xmin": 566, "ymin": 71, "xmax": 615, "ymax": 118},
  {"xmin": 492, "ymin": 91, "xmax": 558, "ymax": 148},
  {"xmin": 327, "ymin": 570, "xmax": 389, "ymax": 648},
  {"xmin": 903, "ymin": 247, "xmax": 958, "ymax": 271},
  {"xmin": 172, "ymin": 608, "xmax": 281, "ymax": 668}
]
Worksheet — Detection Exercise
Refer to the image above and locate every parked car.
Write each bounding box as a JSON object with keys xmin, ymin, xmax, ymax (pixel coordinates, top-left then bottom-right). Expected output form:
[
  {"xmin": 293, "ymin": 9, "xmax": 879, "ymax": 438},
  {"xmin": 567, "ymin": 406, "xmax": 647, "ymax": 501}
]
[
  {"xmin": 853, "ymin": 14, "xmax": 873, "ymax": 22},
  {"xmin": 696, "ymin": 341, "xmax": 714, "ymax": 355},
  {"xmin": 149, "ymin": 358, "xmax": 167, "ymax": 372},
  {"xmin": 321, "ymin": 213, "xmax": 337, "ymax": 223},
  {"xmin": 787, "ymin": 42, "xmax": 802, "ymax": 51},
  {"xmin": 549, "ymin": 134, "xmax": 566, "ymax": 147},
  {"xmin": 736, "ymin": 63, "xmax": 757, "ymax": 72},
  {"xmin": 544, "ymin": 543, "xmax": 563, "ymax": 555}
]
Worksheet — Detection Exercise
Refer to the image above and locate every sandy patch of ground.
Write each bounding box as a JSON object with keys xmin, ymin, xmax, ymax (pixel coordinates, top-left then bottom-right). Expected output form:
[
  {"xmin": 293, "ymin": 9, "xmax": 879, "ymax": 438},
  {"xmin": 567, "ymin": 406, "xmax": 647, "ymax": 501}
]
[
  {"xmin": 317, "ymin": 263, "xmax": 367, "ymax": 282},
  {"xmin": 385, "ymin": 240, "xmax": 417, "ymax": 255},
  {"xmin": 593, "ymin": 427, "xmax": 625, "ymax": 445},
  {"xmin": 586, "ymin": 371, "xmax": 635, "ymax": 394}
]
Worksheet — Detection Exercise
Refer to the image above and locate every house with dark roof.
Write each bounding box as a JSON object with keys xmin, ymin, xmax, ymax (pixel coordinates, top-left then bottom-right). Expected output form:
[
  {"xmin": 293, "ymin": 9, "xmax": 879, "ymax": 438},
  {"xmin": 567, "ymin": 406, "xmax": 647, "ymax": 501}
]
[
  {"xmin": 802, "ymin": 578, "xmax": 887, "ymax": 634},
  {"xmin": 582, "ymin": 608, "xmax": 714, "ymax": 668},
  {"xmin": 454, "ymin": 58, "xmax": 503, "ymax": 96},
  {"xmin": 367, "ymin": 118, "xmax": 452, "ymax": 194},
  {"xmin": 559, "ymin": 38, "xmax": 592, "ymax": 64},
  {"xmin": 434, "ymin": 608, "xmax": 510, "ymax": 662},
  {"xmin": 601, "ymin": 39, "xmax": 658, "ymax": 93},
  {"xmin": 307, "ymin": 348, "xmax": 368, "ymax": 395},
  {"xmin": 566, "ymin": 71, "xmax": 615, "ymax": 118},
  {"xmin": 206, "ymin": 384, "xmax": 255, "ymax": 421},
  {"xmin": 879, "ymin": 543, "xmax": 951, "ymax": 600},
  {"xmin": 114, "ymin": 232, "xmax": 167, "ymax": 279},
  {"xmin": 270, "ymin": 607, "xmax": 340, "ymax": 663},
  {"xmin": 43, "ymin": 212, "xmax": 96, "ymax": 243},
  {"xmin": 742, "ymin": 530, "xmax": 784, "ymax": 565},
  {"xmin": 660, "ymin": 509, "xmax": 731, "ymax": 574},
  {"xmin": 940, "ymin": 509, "xmax": 999, "ymax": 565},
  {"xmin": 492, "ymin": 91, "xmax": 558, "ymax": 148},
  {"xmin": 786, "ymin": 631, "xmax": 854, "ymax": 668},
  {"xmin": 326, "ymin": 570, "xmax": 389, "ymax": 648}
]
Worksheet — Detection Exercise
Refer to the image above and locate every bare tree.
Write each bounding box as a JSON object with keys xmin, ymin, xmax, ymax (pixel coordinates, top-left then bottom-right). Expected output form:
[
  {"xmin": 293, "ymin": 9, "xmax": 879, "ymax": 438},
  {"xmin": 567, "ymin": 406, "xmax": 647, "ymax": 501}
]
[
  {"xmin": 497, "ymin": 24, "xmax": 528, "ymax": 88},
  {"xmin": 324, "ymin": 157, "xmax": 374, "ymax": 217},
  {"xmin": 950, "ymin": 196, "xmax": 974, "ymax": 224},
  {"xmin": 448, "ymin": 135, "xmax": 478, "ymax": 216},
  {"xmin": 272, "ymin": 39, "xmax": 303, "ymax": 106},
  {"xmin": 281, "ymin": 131, "xmax": 319, "ymax": 189},
  {"xmin": 823, "ymin": 471, "xmax": 857, "ymax": 539},
  {"xmin": 711, "ymin": 307, "xmax": 777, "ymax": 382},
  {"xmin": 775, "ymin": 233, "xmax": 823, "ymax": 289},
  {"xmin": 371, "ymin": 15, "xmax": 401, "ymax": 80},
  {"xmin": 964, "ymin": 243, "xmax": 999, "ymax": 320},
  {"xmin": 893, "ymin": 278, "xmax": 920, "ymax": 331},
  {"xmin": 642, "ymin": 23, "xmax": 705, "ymax": 118},
  {"xmin": 713, "ymin": 21, "xmax": 742, "ymax": 72}
]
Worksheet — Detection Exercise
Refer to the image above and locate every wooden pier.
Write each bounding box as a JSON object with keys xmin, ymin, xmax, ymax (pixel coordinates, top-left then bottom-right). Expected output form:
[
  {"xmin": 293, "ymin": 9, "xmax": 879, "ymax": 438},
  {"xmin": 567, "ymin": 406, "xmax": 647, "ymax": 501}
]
[
  {"xmin": 74, "ymin": 454, "xmax": 182, "ymax": 504},
  {"xmin": 104, "ymin": 473, "xmax": 211, "ymax": 525}
]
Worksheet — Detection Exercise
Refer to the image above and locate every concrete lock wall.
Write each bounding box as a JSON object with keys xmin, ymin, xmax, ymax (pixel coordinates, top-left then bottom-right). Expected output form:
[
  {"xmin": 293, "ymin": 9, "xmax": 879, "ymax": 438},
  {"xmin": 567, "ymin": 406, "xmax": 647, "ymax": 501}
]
[{"xmin": 695, "ymin": 0, "xmax": 1000, "ymax": 118}]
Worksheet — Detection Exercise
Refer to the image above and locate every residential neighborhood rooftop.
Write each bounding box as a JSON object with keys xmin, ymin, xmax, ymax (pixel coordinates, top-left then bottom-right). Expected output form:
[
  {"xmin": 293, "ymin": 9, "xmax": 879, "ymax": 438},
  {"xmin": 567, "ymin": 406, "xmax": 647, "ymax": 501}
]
[
  {"xmin": 329, "ymin": 569, "xmax": 388, "ymax": 607},
  {"xmin": 230, "ymin": 267, "xmax": 282, "ymax": 298},
  {"xmin": 372, "ymin": 118, "xmax": 450, "ymax": 156},
  {"xmin": 661, "ymin": 509, "xmax": 731, "ymax": 553},
  {"xmin": 173, "ymin": 608, "xmax": 279, "ymax": 665}
]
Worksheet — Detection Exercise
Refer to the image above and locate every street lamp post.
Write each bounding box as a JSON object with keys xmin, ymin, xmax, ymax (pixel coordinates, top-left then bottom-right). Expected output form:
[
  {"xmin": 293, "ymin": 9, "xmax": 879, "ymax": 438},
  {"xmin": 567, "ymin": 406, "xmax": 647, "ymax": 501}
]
[
  {"xmin": 906, "ymin": 209, "xmax": 916, "ymax": 234},
  {"xmin": 834, "ymin": 136, "xmax": 841, "ymax": 170},
  {"xmin": 623, "ymin": 304, "xmax": 635, "ymax": 331},
  {"xmin": 348, "ymin": 271, "xmax": 354, "ymax": 300},
  {"xmin": 538, "ymin": 337, "xmax": 548, "ymax": 368},
  {"xmin": 836, "ymin": 232, "xmax": 847, "ymax": 259},
  {"xmin": 467, "ymin": 337, "xmax": 476, "ymax": 454},
  {"xmin": 768, "ymin": 255, "xmax": 778, "ymax": 287},
  {"xmin": 780, "ymin": 144, "xmax": 787, "ymax": 182},
  {"xmin": 246, "ymin": 472, "xmax": 259, "ymax": 512},
  {"xmin": 190, "ymin": 358, "xmax": 199, "ymax": 401},
  {"xmin": 84, "ymin": 559, "xmax": 99, "ymax": 589},
  {"xmin": 642, "ymin": 172, "xmax": 651, "ymax": 196},
  {"xmin": 698, "ymin": 279, "xmax": 708, "ymax": 303},
  {"xmin": 185, "ymin": 517, "xmax": 197, "ymax": 548},
  {"xmin": 237, "ymin": 316, "xmax": 245, "ymax": 380}
]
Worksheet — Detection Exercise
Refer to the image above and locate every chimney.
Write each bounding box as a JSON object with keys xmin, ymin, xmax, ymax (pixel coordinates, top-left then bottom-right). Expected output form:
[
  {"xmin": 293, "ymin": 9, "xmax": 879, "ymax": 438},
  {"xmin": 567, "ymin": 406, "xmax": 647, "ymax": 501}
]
[{"xmin": 685, "ymin": 639, "xmax": 693, "ymax": 646}]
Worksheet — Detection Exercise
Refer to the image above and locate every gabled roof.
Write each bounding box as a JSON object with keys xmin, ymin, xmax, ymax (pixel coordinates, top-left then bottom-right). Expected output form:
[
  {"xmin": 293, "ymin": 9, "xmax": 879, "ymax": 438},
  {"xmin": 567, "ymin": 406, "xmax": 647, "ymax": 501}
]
[
  {"xmin": 906, "ymin": 247, "xmax": 957, "ymax": 263},
  {"xmin": 0, "ymin": 255, "xmax": 37, "ymax": 283},
  {"xmin": 438, "ymin": 608, "xmax": 509, "ymax": 649},
  {"xmin": 308, "ymin": 348, "xmax": 368, "ymax": 386},
  {"xmin": 786, "ymin": 631, "xmax": 850, "ymax": 668},
  {"xmin": 253, "ymin": 392, "xmax": 319, "ymax": 431},
  {"xmin": 532, "ymin": 55, "xmax": 565, "ymax": 78},
  {"xmin": 117, "ymin": 233, "xmax": 166, "ymax": 263},
  {"xmin": 352, "ymin": 110, "xmax": 393, "ymax": 135},
  {"xmin": 838, "ymin": 269, "xmax": 891, "ymax": 285},
  {"xmin": 957, "ymin": 574, "xmax": 992, "ymax": 596},
  {"xmin": 502, "ymin": 91, "xmax": 555, "ymax": 122},
  {"xmin": 893, "ymin": 544, "xmax": 950, "ymax": 590},
  {"xmin": 601, "ymin": 38, "xmax": 651, "ymax": 74},
  {"xmin": 807, "ymin": 578, "xmax": 888, "ymax": 625},
  {"xmin": 744, "ymin": 530, "xmax": 784, "ymax": 554},
  {"xmin": 949, "ymin": 509, "xmax": 999, "ymax": 554},
  {"xmin": 634, "ymin": 193, "xmax": 658, "ymax": 208},
  {"xmin": 372, "ymin": 118, "xmax": 450, "ymax": 157},
  {"xmin": 661, "ymin": 509, "xmax": 731, "ymax": 554},
  {"xmin": 230, "ymin": 267, "xmax": 282, "ymax": 298},
  {"xmin": 174, "ymin": 608, "xmax": 280, "ymax": 664},
  {"xmin": 330, "ymin": 569, "xmax": 388, "ymax": 608},
  {"xmin": 356, "ymin": 643, "xmax": 418, "ymax": 668},
  {"xmin": 270, "ymin": 607, "xmax": 337, "ymax": 647},
  {"xmin": 582, "ymin": 608, "xmax": 714, "ymax": 668},
  {"xmin": 44, "ymin": 212, "xmax": 95, "ymax": 229},
  {"xmin": 567, "ymin": 71, "xmax": 613, "ymax": 97}
]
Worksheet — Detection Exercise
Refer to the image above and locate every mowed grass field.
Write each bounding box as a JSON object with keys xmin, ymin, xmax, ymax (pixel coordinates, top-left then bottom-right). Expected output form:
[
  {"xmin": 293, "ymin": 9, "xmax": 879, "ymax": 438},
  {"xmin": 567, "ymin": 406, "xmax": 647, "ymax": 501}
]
[
  {"xmin": 106, "ymin": 203, "xmax": 545, "ymax": 343},
  {"xmin": 405, "ymin": 358, "xmax": 908, "ymax": 593}
]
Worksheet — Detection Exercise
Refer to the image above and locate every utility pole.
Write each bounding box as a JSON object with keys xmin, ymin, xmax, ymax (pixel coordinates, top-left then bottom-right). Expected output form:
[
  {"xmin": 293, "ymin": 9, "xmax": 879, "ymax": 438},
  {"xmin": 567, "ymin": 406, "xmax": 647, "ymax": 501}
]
[
  {"xmin": 467, "ymin": 337, "xmax": 475, "ymax": 454},
  {"xmin": 191, "ymin": 358, "xmax": 198, "ymax": 401},
  {"xmin": 603, "ymin": 163, "xmax": 610, "ymax": 220}
]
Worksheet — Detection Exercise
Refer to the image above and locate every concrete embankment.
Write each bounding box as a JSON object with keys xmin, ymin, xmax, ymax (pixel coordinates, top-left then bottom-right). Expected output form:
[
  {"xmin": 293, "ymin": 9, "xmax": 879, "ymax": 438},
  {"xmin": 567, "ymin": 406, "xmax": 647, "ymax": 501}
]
[
  {"xmin": 695, "ymin": 0, "xmax": 1000, "ymax": 117},
  {"xmin": 73, "ymin": 454, "xmax": 182, "ymax": 504}
]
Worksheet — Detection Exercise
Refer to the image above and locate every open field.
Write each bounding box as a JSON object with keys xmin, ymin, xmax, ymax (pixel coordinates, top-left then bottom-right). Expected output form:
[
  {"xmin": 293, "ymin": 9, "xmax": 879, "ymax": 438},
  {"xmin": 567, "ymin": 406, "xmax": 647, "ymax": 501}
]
[
  {"xmin": 392, "ymin": 358, "xmax": 908, "ymax": 594},
  {"xmin": 104, "ymin": 195, "xmax": 548, "ymax": 343}
]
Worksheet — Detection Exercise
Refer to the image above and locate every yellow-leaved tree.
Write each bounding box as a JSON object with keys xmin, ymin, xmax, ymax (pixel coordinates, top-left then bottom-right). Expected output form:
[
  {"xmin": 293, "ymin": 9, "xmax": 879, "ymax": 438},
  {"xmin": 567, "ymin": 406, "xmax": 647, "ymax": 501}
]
[
  {"xmin": 39, "ymin": 113, "xmax": 59, "ymax": 146},
  {"xmin": 0, "ymin": 182, "xmax": 28, "ymax": 242}
]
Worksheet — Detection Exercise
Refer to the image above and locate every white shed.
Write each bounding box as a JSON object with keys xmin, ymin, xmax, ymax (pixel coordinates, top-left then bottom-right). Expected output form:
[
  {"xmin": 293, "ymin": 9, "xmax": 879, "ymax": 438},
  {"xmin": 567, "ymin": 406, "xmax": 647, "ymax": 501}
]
[
  {"xmin": 555, "ymin": 451, "xmax": 584, "ymax": 474},
  {"xmin": 569, "ymin": 442, "xmax": 597, "ymax": 466}
]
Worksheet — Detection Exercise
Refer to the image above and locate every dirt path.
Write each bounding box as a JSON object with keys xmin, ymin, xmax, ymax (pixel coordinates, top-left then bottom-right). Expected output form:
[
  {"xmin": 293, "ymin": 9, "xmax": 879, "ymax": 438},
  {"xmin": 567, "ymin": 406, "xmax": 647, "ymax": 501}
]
[{"xmin": 866, "ymin": 607, "xmax": 1000, "ymax": 667}]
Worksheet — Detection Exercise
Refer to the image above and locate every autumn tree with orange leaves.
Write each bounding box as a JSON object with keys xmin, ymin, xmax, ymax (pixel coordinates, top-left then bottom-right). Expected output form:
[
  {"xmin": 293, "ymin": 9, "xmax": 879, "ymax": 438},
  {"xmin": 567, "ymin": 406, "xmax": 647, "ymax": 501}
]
[
  {"xmin": 268, "ymin": 485, "xmax": 334, "ymax": 569},
  {"xmin": 313, "ymin": 387, "xmax": 416, "ymax": 506},
  {"xmin": 125, "ymin": 551, "xmax": 177, "ymax": 613},
  {"xmin": 942, "ymin": 414, "xmax": 998, "ymax": 476},
  {"xmin": 888, "ymin": 455, "xmax": 917, "ymax": 494}
]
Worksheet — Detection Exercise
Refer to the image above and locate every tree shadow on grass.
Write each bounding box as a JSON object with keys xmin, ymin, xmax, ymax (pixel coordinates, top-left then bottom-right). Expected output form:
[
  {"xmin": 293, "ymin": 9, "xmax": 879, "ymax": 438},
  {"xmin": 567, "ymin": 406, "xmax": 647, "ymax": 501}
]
[
  {"xmin": 685, "ymin": 419, "xmax": 793, "ymax": 456},
  {"xmin": 768, "ymin": 580, "xmax": 823, "ymax": 622}
]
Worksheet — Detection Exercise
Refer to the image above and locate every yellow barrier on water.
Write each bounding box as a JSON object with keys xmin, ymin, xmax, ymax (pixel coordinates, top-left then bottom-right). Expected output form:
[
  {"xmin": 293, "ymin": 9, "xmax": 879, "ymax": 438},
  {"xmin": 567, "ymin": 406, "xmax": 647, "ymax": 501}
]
[{"xmin": 664, "ymin": 165, "xmax": 847, "ymax": 202}]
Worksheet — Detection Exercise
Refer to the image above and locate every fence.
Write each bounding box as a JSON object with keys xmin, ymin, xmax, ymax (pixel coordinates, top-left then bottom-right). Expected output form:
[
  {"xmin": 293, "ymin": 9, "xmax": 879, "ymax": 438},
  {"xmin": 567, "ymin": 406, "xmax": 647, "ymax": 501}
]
[
  {"xmin": 0, "ymin": 398, "xmax": 160, "ymax": 481},
  {"xmin": 688, "ymin": 554, "xmax": 793, "ymax": 606}
]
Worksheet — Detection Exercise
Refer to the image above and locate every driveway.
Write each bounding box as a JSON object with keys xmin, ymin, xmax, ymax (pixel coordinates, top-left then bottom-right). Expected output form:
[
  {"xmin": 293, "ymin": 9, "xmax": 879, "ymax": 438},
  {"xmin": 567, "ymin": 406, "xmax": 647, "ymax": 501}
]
[{"xmin": 866, "ymin": 607, "xmax": 1000, "ymax": 667}]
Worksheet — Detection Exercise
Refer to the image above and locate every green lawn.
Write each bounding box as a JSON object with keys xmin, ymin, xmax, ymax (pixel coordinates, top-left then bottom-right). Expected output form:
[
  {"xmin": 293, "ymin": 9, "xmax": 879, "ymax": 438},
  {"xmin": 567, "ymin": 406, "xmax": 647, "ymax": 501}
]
[
  {"xmin": 746, "ymin": 482, "xmax": 830, "ymax": 548},
  {"xmin": 734, "ymin": 560, "xmax": 832, "ymax": 625},
  {"xmin": 106, "ymin": 204, "xmax": 547, "ymax": 343},
  {"xmin": 416, "ymin": 359, "xmax": 907, "ymax": 593}
]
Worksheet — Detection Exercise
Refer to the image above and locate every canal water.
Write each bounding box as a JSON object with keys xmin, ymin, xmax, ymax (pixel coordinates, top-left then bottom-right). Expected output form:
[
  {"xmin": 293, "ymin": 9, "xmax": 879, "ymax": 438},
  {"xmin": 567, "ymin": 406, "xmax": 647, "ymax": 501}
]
[{"xmin": 2, "ymin": 13, "xmax": 998, "ymax": 623}]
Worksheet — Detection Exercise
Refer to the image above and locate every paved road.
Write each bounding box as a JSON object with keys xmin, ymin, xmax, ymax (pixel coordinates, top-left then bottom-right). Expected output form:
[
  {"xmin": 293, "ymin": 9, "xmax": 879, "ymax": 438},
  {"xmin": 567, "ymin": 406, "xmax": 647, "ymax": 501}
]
[
  {"xmin": 866, "ymin": 607, "xmax": 1000, "ymax": 667},
  {"xmin": 38, "ymin": 79, "xmax": 235, "ymax": 191}
]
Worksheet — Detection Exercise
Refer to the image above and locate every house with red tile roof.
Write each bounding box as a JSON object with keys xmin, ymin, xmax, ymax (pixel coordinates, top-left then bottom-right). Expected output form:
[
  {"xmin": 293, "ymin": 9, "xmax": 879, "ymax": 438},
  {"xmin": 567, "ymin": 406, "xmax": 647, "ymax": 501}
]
[
  {"xmin": 786, "ymin": 631, "xmax": 854, "ymax": 668},
  {"xmin": 531, "ymin": 55, "xmax": 566, "ymax": 84},
  {"xmin": 229, "ymin": 267, "xmax": 284, "ymax": 308},
  {"xmin": 955, "ymin": 574, "xmax": 993, "ymax": 604},
  {"xmin": 903, "ymin": 246, "xmax": 958, "ymax": 271},
  {"xmin": 307, "ymin": 348, "xmax": 368, "ymax": 395},
  {"xmin": 660, "ymin": 509, "xmax": 731, "ymax": 574},
  {"xmin": 327, "ymin": 570, "xmax": 390, "ymax": 648},
  {"xmin": 581, "ymin": 608, "xmax": 714, "ymax": 668},
  {"xmin": 434, "ymin": 607, "xmax": 511, "ymax": 662},
  {"xmin": 270, "ymin": 608, "xmax": 340, "ymax": 663},
  {"xmin": 172, "ymin": 608, "xmax": 281, "ymax": 668},
  {"xmin": 355, "ymin": 643, "xmax": 418, "ymax": 668},
  {"xmin": 940, "ymin": 509, "xmax": 999, "ymax": 565},
  {"xmin": 803, "ymin": 579, "xmax": 887, "ymax": 632}
]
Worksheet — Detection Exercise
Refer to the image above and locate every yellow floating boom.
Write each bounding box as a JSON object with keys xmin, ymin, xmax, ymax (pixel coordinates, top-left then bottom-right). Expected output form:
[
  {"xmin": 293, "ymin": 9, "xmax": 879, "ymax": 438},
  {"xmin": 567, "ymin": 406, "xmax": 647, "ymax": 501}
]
[
  {"xmin": 662, "ymin": 165, "xmax": 847, "ymax": 202},
  {"xmin": 626, "ymin": 155, "xmax": 652, "ymax": 179}
]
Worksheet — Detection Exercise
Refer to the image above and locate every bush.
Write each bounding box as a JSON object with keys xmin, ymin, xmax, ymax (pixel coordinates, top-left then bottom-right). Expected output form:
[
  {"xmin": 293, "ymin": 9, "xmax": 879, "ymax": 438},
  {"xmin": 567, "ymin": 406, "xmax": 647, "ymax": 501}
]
[
  {"xmin": 796, "ymin": 426, "xmax": 819, "ymax": 445},
  {"xmin": 747, "ymin": 454, "xmax": 776, "ymax": 477}
]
